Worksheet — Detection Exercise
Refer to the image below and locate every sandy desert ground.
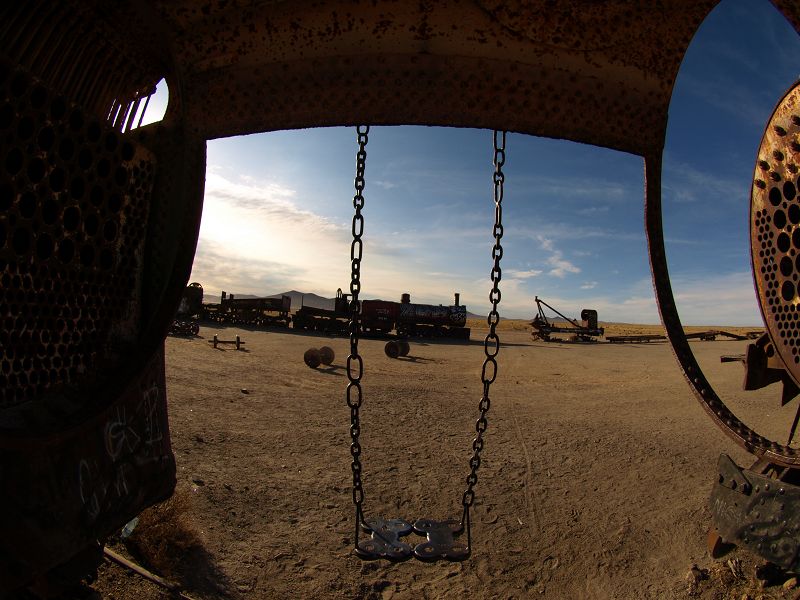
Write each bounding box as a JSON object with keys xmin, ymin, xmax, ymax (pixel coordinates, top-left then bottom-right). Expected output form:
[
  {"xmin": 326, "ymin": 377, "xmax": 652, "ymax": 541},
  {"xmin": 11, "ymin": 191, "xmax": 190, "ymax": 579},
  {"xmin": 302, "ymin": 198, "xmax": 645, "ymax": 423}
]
[{"xmin": 85, "ymin": 320, "xmax": 800, "ymax": 600}]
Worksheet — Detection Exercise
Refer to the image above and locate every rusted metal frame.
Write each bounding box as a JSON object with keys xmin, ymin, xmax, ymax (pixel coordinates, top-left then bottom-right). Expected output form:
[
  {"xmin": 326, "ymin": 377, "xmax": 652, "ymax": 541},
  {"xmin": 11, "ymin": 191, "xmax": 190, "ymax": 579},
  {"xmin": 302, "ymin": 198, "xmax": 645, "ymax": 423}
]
[
  {"xmin": 5, "ymin": 2, "xmax": 59, "ymax": 70},
  {"xmin": 43, "ymin": 18, "xmax": 86, "ymax": 101},
  {"xmin": 136, "ymin": 92, "xmax": 153, "ymax": 128},
  {"xmin": 105, "ymin": 65, "xmax": 136, "ymax": 129},
  {"xmin": 0, "ymin": 3, "xmax": 37, "ymax": 52},
  {"xmin": 40, "ymin": 17, "xmax": 80, "ymax": 90},
  {"xmin": 26, "ymin": 8, "xmax": 68, "ymax": 85},
  {"xmin": 124, "ymin": 95, "xmax": 144, "ymax": 132},
  {"xmin": 136, "ymin": 133, "xmax": 208, "ymax": 381},
  {"xmin": 115, "ymin": 98, "xmax": 134, "ymax": 132},
  {"xmin": 72, "ymin": 41, "xmax": 104, "ymax": 109},
  {"xmin": 107, "ymin": 99, "xmax": 120, "ymax": 123},
  {"xmin": 82, "ymin": 51, "xmax": 118, "ymax": 117},
  {"xmin": 73, "ymin": 31, "xmax": 122, "ymax": 111},
  {"xmin": 99, "ymin": 55, "xmax": 131, "ymax": 124},
  {"xmin": 710, "ymin": 454, "xmax": 800, "ymax": 572},
  {"xmin": 101, "ymin": 61, "xmax": 133, "ymax": 124},
  {"xmin": 120, "ymin": 88, "xmax": 146, "ymax": 131},
  {"xmin": 644, "ymin": 153, "xmax": 800, "ymax": 466},
  {"xmin": 0, "ymin": 349, "xmax": 175, "ymax": 592},
  {"xmin": 57, "ymin": 29, "xmax": 93, "ymax": 106}
]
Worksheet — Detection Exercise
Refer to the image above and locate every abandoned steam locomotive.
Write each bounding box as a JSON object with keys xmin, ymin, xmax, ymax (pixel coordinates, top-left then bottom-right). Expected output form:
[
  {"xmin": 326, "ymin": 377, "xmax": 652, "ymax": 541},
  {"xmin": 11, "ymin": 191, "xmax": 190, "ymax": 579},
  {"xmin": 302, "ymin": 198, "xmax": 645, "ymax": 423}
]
[
  {"xmin": 174, "ymin": 284, "xmax": 470, "ymax": 339},
  {"xmin": 292, "ymin": 289, "xmax": 470, "ymax": 338}
]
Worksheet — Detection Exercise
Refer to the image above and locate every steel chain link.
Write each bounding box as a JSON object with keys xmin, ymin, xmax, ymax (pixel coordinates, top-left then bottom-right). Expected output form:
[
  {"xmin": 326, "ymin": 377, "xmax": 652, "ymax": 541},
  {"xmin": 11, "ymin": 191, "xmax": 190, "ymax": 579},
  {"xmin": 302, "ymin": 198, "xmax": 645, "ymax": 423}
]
[
  {"xmin": 461, "ymin": 130, "xmax": 506, "ymax": 524},
  {"xmin": 345, "ymin": 127, "xmax": 505, "ymax": 555},
  {"xmin": 347, "ymin": 126, "xmax": 369, "ymax": 541}
]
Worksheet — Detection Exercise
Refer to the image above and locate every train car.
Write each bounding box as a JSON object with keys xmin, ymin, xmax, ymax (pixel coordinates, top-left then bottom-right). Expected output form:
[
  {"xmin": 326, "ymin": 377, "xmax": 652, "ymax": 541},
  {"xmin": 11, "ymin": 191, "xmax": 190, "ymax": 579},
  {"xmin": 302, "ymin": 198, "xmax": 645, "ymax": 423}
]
[
  {"xmin": 292, "ymin": 289, "xmax": 351, "ymax": 333},
  {"xmin": 177, "ymin": 282, "xmax": 204, "ymax": 318},
  {"xmin": 203, "ymin": 291, "xmax": 291, "ymax": 327},
  {"xmin": 361, "ymin": 300, "xmax": 399, "ymax": 334},
  {"xmin": 291, "ymin": 290, "xmax": 408, "ymax": 335},
  {"xmin": 168, "ymin": 282, "xmax": 204, "ymax": 336},
  {"xmin": 395, "ymin": 293, "xmax": 470, "ymax": 339},
  {"xmin": 292, "ymin": 289, "xmax": 469, "ymax": 339}
]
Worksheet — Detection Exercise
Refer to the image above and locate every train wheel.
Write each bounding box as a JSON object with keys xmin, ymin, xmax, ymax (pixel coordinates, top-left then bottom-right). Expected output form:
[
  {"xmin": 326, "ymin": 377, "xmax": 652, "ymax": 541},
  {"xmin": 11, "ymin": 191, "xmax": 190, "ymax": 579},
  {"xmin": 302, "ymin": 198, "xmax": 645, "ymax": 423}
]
[
  {"xmin": 319, "ymin": 346, "xmax": 335, "ymax": 365},
  {"xmin": 384, "ymin": 341, "xmax": 400, "ymax": 359},
  {"xmin": 304, "ymin": 348, "xmax": 322, "ymax": 368}
]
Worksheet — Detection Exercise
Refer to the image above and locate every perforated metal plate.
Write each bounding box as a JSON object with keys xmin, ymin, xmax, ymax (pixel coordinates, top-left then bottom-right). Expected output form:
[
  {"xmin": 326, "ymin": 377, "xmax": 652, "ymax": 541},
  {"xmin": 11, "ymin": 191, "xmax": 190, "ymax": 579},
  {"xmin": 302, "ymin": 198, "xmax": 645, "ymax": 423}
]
[
  {"xmin": 751, "ymin": 80, "xmax": 800, "ymax": 386},
  {"xmin": 0, "ymin": 60, "xmax": 155, "ymax": 419}
]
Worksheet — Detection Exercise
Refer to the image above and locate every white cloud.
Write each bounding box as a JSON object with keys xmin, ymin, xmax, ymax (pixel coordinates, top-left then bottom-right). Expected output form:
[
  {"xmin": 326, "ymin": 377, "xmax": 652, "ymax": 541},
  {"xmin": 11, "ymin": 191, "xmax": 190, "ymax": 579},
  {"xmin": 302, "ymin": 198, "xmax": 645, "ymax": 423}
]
[
  {"xmin": 512, "ymin": 222, "xmax": 645, "ymax": 245},
  {"xmin": 576, "ymin": 205, "xmax": 610, "ymax": 216},
  {"xmin": 678, "ymin": 71, "xmax": 772, "ymax": 128},
  {"xmin": 191, "ymin": 171, "xmax": 352, "ymax": 297},
  {"xmin": 507, "ymin": 269, "xmax": 543, "ymax": 279},
  {"xmin": 514, "ymin": 173, "xmax": 630, "ymax": 202},
  {"xmin": 663, "ymin": 159, "xmax": 745, "ymax": 205},
  {"xmin": 581, "ymin": 281, "xmax": 598, "ymax": 290},
  {"xmin": 537, "ymin": 236, "xmax": 581, "ymax": 278},
  {"xmin": 192, "ymin": 170, "xmax": 500, "ymax": 310},
  {"xmin": 670, "ymin": 271, "xmax": 762, "ymax": 326}
]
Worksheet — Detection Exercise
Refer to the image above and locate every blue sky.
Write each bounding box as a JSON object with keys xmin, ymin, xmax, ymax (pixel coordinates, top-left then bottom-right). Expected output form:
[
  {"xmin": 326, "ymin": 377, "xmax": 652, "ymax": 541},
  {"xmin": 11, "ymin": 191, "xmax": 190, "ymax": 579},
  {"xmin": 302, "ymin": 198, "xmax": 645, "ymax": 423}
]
[{"xmin": 146, "ymin": 0, "xmax": 800, "ymax": 325}]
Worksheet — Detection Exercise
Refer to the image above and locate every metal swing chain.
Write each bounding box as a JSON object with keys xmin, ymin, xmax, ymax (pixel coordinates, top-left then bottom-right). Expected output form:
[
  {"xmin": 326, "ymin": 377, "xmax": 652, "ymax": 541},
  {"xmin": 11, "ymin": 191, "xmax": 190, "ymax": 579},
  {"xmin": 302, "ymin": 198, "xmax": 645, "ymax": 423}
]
[
  {"xmin": 347, "ymin": 125, "xmax": 369, "ymax": 545},
  {"xmin": 460, "ymin": 130, "xmax": 506, "ymax": 537}
]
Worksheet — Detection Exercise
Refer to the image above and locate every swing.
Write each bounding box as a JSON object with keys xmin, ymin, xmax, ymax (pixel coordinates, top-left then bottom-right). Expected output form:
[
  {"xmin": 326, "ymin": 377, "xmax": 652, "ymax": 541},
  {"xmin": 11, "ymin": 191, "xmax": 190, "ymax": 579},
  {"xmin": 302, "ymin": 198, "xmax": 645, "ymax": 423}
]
[{"xmin": 344, "ymin": 125, "xmax": 506, "ymax": 561}]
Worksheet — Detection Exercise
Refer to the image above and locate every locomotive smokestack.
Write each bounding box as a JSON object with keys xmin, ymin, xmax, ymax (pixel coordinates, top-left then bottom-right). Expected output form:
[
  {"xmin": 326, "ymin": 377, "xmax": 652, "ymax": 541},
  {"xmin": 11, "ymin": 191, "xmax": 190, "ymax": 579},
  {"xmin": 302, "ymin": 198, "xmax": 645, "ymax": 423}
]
[
  {"xmin": 401, "ymin": 293, "xmax": 411, "ymax": 304},
  {"xmin": 454, "ymin": 293, "xmax": 460, "ymax": 306},
  {"xmin": 221, "ymin": 291, "xmax": 226, "ymax": 301}
]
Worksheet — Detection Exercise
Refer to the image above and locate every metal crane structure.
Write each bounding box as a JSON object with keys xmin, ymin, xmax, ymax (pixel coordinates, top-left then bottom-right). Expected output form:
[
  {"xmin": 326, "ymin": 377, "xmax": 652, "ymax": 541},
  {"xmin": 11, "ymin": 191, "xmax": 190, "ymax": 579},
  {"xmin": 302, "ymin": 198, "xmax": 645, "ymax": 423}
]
[
  {"xmin": 530, "ymin": 296, "xmax": 604, "ymax": 342},
  {"xmin": 2, "ymin": 0, "xmax": 800, "ymax": 592}
]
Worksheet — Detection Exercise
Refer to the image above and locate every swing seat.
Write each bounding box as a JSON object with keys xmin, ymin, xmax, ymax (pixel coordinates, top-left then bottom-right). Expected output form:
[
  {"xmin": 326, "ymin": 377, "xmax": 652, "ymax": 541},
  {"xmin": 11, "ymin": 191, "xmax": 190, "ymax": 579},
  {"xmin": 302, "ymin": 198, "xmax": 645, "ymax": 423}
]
[
  {"xmin": 356, "ymin": 518, "xmax": 414, "ymax": 560},
  {"xmin": 355, "ymin": 517, "xmax": 470, "ymax": 561},
  {"xmin": 344, "ymin": 127, "xmax": 504, "ymax": 563},
  {"xmin": 412, "ymin": 519, "xmax": 469, "ymax": 561}
]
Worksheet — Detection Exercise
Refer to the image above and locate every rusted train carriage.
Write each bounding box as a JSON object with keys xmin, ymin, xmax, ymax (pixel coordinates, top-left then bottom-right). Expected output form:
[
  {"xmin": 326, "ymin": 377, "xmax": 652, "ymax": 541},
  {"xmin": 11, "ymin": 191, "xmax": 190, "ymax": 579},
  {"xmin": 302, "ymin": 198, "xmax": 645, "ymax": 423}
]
[
  {"xmin": 202, "ymin": 291, "xmax": 291, "ymax": 327},
  {"xmin": 292, "ymin": 289, "xmax": 470, "ymax": 338},
  {"xmin": 3, "ymin": 0, "xmax": 800, "ymax": 594}
]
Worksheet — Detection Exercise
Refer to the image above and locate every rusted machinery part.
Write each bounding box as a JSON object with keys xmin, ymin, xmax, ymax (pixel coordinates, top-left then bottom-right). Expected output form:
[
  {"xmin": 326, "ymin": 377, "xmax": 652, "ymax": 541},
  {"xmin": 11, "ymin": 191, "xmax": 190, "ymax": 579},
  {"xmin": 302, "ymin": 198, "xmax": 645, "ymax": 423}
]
[
  {"xmin": 750, "ymin": 84, "xmax": 800, "ymax": 391},
  {"xmin": 0, "ymin": 0, "xmax": 204, "ymax": 439},
  {"xmin": 304, "ymin": 348, "xmax": 322, "ymax": 369},
  {"xmin": 0, "ymin": 4, "xmax": 200, "ymax": 591},
  {"xmin": 168, "ymin": 320, "xmax": 199, "ymax": 336},
  {"xmin": 646, "ymin": 80, "xmax": 800, "ymax": 466},
  {"xmin": 126, "ymin": 0, "xmax": 783, "ymax": 158}
]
